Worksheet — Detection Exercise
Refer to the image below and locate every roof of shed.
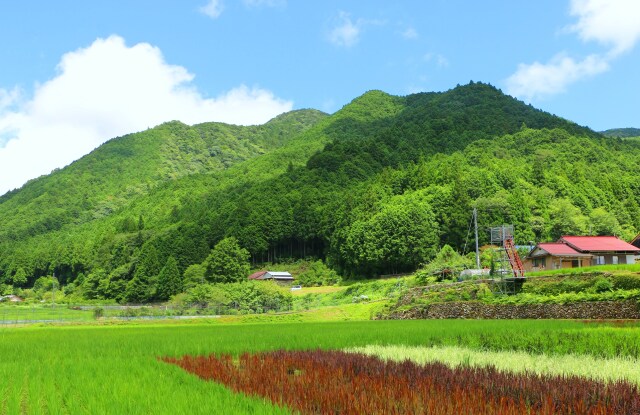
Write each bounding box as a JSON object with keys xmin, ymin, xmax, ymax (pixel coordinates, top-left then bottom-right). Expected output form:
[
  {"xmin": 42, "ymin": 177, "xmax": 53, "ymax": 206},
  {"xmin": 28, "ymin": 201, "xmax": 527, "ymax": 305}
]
[
  {"xmin": 248, "ymin": 271, "xmax": 268, "ymax": 280},
  {"xmin": 266, "ymin": 271, "xmax": 292, "ymax": 276}
]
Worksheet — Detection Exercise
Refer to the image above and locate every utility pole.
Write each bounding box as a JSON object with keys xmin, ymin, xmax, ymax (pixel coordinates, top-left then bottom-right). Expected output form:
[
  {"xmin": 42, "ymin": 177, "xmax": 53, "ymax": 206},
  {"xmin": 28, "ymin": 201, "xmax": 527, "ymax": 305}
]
[
  {"xmin": 473, "ymin": 207, "xmax": 480, "ymax": 269},
  {"xmin": 52, "ymin": 271, "xmax": 56, "ymax": 311}
]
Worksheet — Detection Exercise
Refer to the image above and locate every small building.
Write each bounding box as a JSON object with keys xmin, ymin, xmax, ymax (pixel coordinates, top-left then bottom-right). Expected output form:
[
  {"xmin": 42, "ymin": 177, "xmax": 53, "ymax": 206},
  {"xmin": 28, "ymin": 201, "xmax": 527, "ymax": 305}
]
[
  {"xmin": 525, "ymin": 243, "xmax": 592, "ymax": 271},
  {"xmin": 524, "ymin": 235, "xmax": 640, "ymax": 272},
  {"xmin": 248, "ymin": 271, "xmax": 294, "ymax": 283}
]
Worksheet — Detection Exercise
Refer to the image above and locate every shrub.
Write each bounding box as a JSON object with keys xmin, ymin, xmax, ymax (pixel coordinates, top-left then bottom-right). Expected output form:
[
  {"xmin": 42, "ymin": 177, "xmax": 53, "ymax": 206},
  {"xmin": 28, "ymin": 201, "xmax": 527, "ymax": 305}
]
[
  {"xmin": 591, "ymin": 277, "xmax": 614, "ymax": 293},
  {"xmin": 93, "ymin": 307, "xmax": 104, "ymax": 319},
  {"xmin": 296, "ymin": 261, "xmax": 341, "ymax": 287},
  {"xmin": 185, "ymin": 281, "xmax": 293, "ymax": 313},
  {"xmin": 611, "ymin": 273, "xmax": 640, "ymax": 290},
  {"xmin": 184, "ymin": 284, "xmax": 231, "ymax": 307}
]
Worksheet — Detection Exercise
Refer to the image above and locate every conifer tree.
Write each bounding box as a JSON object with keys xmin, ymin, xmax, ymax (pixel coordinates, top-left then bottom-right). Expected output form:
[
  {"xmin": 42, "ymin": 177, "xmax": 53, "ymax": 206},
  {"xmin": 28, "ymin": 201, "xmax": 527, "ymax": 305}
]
[{"xmin": 156, "ymin": 256, "xmax": 182, "ymax": 301}]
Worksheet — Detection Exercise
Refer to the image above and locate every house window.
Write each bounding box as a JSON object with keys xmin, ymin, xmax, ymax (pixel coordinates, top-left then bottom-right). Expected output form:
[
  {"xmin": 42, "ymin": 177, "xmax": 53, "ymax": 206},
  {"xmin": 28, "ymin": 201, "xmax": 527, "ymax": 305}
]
[
  {"xmin": 595, "ymin": 256, "xmax": 605, "ymax": 265},
  {"xmin": 612, "ymin": 256, "xmax": 619, "ymax": 265},
  {"xmin": 571, "ymin": 260, "xmax": 580, "ymax": 268},
  {"xmin": 532, "ymin": 258, "xmax": 546, "ymax": 268}
]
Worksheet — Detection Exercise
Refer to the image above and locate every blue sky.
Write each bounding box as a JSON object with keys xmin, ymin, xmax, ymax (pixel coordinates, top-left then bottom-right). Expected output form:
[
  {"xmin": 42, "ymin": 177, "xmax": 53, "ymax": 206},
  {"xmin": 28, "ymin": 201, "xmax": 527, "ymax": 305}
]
[{"xmin": 0, "ymin": 0, "xmax": 639, "ymax": 195}]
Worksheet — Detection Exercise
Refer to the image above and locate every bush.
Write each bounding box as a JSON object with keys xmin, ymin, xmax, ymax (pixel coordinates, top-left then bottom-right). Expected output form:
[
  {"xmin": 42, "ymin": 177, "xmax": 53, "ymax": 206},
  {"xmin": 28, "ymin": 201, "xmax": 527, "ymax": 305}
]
[
  {"xmin": 296, "ymin": 261, "xmax": 341, "ymax": 287},
  {"xmin": 611, "ymin": 273, "xmax": 640, "ymax": 290},
  {"xmin": 523, "ymin": 276, "xmax": 599, "ymax": 296},
  {"xmin": 590, "ymin": 277, "xmax": 613, "ymax": 293},
  {"xmin": 416, "ymin": 245, "xmax": 473, "ymax": 283},
  {"xmin": 93, "ymin": 307, "xmax": 104, "ymax": 319},
  {"xmin": 185, "ymin": 281, "xmax": 292, "ymax": 313},
  {"xmin": 185, "ymin": 284, "xmax": 231, "ymax": 307}
]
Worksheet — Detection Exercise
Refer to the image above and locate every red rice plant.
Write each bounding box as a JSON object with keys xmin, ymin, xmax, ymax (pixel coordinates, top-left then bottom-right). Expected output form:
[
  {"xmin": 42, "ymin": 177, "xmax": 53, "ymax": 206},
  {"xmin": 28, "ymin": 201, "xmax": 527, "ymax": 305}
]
[{"xmin": 163, "ymin": 350, "xmax": 640, "ymax": 414}]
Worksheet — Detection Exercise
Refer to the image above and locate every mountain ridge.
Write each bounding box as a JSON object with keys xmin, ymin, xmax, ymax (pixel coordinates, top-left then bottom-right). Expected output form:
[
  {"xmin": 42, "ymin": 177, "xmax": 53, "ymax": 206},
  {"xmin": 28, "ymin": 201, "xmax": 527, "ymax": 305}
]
[
  {"xmin": 601, "ymin": 128, "xmax": 640, "ymax": 138},
  {"xmin": 2, "ymin": 82, "xmax": 638, "ymax": 301},
  {"xmin": 0, "ymin": 109, "xmax": 327, "ymax": 242}
]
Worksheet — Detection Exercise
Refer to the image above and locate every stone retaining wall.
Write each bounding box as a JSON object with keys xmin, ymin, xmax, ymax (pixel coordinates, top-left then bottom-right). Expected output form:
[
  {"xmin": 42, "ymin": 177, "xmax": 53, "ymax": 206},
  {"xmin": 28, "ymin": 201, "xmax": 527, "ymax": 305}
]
[{"xmin": 383, "ymin": 300, "xmax": 640, "ymax": 320}]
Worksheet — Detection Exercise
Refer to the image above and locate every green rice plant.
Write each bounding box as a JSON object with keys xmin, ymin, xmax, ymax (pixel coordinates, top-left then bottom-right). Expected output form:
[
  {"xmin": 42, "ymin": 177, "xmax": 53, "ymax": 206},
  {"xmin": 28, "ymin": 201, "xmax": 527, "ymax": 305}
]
[{"xmin": 0, "ymin": 319, "xmax": 639, "ymax": 413}]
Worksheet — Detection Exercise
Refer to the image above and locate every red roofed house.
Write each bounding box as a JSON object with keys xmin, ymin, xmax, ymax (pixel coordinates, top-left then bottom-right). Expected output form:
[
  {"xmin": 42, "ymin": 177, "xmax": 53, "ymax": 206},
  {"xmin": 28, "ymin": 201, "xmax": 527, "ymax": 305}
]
[
  {"xmin": 632, "ymin": 233, "xmax": 640, "ymax": 250},
  {"xmin": 524, "ymin": 235, "xmax": 640, "ymax": 272}
]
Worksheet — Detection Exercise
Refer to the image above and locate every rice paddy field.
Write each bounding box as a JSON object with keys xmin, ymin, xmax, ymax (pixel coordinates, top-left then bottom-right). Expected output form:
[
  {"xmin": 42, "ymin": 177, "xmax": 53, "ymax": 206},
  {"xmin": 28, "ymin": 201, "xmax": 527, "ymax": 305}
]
[{"xmin": 2, "ymin": 319, "xmax": 640, "ymax": 414}]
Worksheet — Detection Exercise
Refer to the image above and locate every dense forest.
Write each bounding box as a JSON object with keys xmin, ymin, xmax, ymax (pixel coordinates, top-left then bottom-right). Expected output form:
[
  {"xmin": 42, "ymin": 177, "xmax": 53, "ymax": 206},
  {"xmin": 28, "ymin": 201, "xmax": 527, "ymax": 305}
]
[
  {"xmin": 601, "ymin": 128, "xmax": 640, "ymax": 138},
  {"xmin": 1, "ymin": 82, "xmax": 639, "ymax": 302}
]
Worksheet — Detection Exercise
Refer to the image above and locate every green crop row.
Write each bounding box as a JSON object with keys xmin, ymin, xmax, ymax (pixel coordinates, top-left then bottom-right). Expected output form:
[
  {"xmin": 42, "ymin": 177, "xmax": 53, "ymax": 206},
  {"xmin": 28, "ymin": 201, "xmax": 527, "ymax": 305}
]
[{"xmin": 1, "ymin": 319, "xmax": 640, "ymax": 413}]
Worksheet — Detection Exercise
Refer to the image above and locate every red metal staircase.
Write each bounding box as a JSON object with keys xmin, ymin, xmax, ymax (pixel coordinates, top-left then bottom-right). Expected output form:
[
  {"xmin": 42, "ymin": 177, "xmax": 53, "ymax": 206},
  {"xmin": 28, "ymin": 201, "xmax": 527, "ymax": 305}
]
[{"xmin": 504, "ymin": 238, "xmax": 525, "ymax": 278}]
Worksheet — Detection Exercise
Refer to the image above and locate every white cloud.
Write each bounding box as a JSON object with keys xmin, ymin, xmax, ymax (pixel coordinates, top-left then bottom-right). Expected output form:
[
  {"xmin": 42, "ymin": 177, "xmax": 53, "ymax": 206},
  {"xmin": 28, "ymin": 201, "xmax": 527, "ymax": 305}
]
[
  {"xmin": 506, "ymin": 0, "xmax": 640, "ymax": 101},
  {"xmin": 505, "ymin": 53, "xmax": 609, "ymax": 100},
  {"xmin": 327, "ymin": 12, "xmax": 385, "ymax": 48},
  {"xmin": 329, "ymin": 11, "xmax": 361, "ymax": 47},
  {"xmin": 569, "ymin": 0, "xmax": 640, "ymax": 56},
  {"xmin": 0, "ymin": 87, "xmax": 21, "ymax": 112},
  {"xmin": 0, "ymin": 35, "xmax": 292, "ymax": 195},
  {"xmin": 200, "ymin": 0, "xmax": 224, "ymax": 19},
  {"xmin": 423, "ymin": 53, "xmax": 449, "ymax": 68},
  {"xmin": 243, "ymin": 0, "xmax": 286, "ymax": 8},
  {"xmin": 402, "ymin": 27, "xmax": 418, "ymax": 40}
]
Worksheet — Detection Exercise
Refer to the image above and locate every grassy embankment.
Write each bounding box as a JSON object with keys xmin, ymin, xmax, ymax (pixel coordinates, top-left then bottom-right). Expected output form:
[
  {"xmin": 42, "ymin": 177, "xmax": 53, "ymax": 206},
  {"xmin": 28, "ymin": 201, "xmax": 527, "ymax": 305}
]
[
  {"xmin": 379, "ymin": 264, "xmax": 640, "ymax": 316},
  {"xmin": 526, "ymin": 263, "xmax": 640, "ymax": 277}
]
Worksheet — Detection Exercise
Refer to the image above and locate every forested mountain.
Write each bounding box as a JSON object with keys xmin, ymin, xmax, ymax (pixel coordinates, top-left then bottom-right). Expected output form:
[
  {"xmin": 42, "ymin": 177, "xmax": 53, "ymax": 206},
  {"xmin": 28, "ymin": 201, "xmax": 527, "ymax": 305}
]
[
  {"xmin": 601, "ymin": 128, "xmax": 640, "ymax": 138},
  {"xmin": 2, "ymin": 82, "xmax": 639, "ymax": 302},
  {"xmin": 0, "ymin": 109, "xmax": 327, "ymax": 242}
]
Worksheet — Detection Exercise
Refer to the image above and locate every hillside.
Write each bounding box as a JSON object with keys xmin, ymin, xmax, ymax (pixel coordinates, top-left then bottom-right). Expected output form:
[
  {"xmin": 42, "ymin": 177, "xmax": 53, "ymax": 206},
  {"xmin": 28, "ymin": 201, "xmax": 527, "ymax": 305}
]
[
  {"xmin": 0, "ymin": 109, "xmax": 327, "ymax": 242},
  {"xmin": 601, "ymin": 128, "xmax": 640, "ymax": 138},
  {"xmin": 1, "ymin": 82, "xmax": 639, "ymax": 302}
]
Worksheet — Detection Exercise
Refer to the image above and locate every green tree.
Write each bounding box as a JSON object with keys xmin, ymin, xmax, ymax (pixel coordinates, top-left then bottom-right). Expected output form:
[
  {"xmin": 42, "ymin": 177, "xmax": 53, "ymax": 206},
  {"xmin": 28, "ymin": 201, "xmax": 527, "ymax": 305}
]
[
  {"xmin": 12, "ymin": 267, "xmax": 27, "ymax": 287},
  {"xmin": 341, "ymin": 191, "xmax": 439, "ymax": 276},
  {"xmin": 81, "ymin": 269, "xmax": 107, "ymax": 299},
  {"xmin": 589, "ymin": 207, "xmax": 622, "ymax": 236},
  {"xmin": 156, "ymin": 256, "xmax": 182, "ymax": 301},
  {"xmin": 183, "ymin": 263, "xmax": 206, "ymax": 289},
  {"xmin": 417, "ymin": 245, "xmax": 473, "ymax": 282},
  {"xmin": 124, "ymin": 275, "xmax": 149, "ymax": 303},
  {"xmin": 205, "ymin": 237, "xmax": 250, "ymax": 283},
  {"xmin": 549, "ymin": 199, "xmax": 588, "ymax": 239},
  {"xmin": 33, "ymin": 276, "xmax": 60, "ymax": 294},
  {"xmin": 185, "ymin": 284, "xmax": 230, "ymax": 307}
]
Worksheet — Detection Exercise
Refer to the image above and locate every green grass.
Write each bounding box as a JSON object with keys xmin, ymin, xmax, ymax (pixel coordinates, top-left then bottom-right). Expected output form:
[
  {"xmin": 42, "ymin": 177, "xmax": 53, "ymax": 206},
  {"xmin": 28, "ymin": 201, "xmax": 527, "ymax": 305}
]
[
  {"xmin": 0, "ymin": 301, "xmax": 383, "ymax": 327},
  {"xmin": 0, "ymin": 304, "xmax": 221, "ymax": 324},
  {"xmin": 289, "ymin": 286, "xmax": 345, "ymax": 296},
  {"xmin": 526, "ymin": 263, "xmax": 640, "ymax": 277},
  {"xmin": 0, "ymin": 305, "xmax": 95, "ymax": 322},
  {"xmin": 292, "ymin": 277, "xmax": 411, "ymax": 310},
  {"xmin": 1, "ymin": 319, "xmax": 640, "ymax": 413}
]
